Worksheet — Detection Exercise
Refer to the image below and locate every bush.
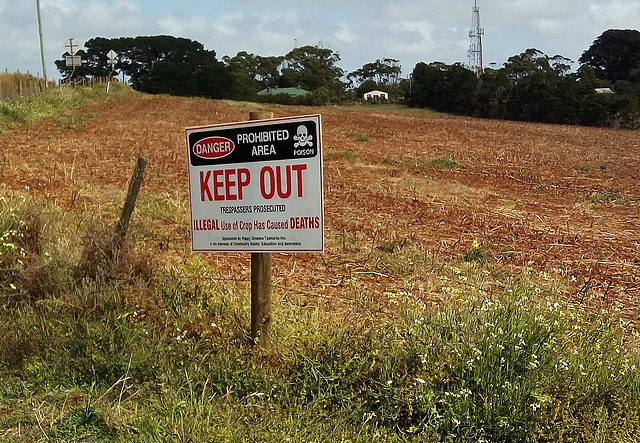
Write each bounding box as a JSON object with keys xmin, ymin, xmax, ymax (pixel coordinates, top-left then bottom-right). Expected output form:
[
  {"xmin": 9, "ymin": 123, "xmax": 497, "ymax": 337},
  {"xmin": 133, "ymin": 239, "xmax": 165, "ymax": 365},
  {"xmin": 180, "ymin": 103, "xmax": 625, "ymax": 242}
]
[{"xmin": 2, "ymin": 195, "xmax": 640, "ymax": 441}]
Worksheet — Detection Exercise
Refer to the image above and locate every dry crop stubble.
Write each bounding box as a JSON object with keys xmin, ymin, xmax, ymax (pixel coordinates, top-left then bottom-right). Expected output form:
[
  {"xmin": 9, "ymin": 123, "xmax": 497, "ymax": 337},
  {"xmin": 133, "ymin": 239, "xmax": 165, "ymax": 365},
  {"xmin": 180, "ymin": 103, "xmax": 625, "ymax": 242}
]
[{"xmin": 1, "ymin": 95, "xmax": 640, "ymax": 331}]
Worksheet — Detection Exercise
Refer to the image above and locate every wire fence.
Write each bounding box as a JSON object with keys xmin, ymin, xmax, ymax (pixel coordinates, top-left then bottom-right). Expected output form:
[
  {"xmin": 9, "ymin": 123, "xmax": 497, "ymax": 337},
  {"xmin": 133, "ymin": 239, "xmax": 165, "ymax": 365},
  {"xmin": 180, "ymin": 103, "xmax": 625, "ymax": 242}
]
[
  {"xmin": 57, "ymin": 76, "xmax": 115, "ymax": 88},
  {"xmin": 0, "ymin": 75, "xmax": 51, "ymax": 100},
  {"xmin": 0, "ymin": 73, "xmax": 115, "ymax": 101}
]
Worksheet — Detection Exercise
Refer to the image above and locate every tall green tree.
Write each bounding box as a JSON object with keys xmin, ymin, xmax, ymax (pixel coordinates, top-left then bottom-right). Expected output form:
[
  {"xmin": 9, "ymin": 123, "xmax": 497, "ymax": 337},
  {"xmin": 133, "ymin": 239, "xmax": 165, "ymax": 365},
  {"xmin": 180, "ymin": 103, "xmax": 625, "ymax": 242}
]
[
  {"xmin": 279, "ymin": 45, "xmax": 344, "ymax": 95},
  {"xmin": 473, "ymin": 68, "xmax": 511, "ymax": 119},
  {"xmin": 55, "ymin": 36, "xmax": 232, "ymax": 98},
  {"xmin": 409, "ymin": 46, "xmax": 639, "ymax": 128},
  {"xmin": 223, "ymin": 51, "xmax": 262, "ymax": 99},
  {"xmin": 223, "ymin": 52, "xmax": 283, "ymax": 88},
  {"xmin": 501, "ymin": 49, "xmax": 578, "ymax": 123},
  {"xmin": 408, "ymin": 62, "xmax": 479, "ymax": 115},
  {"xmin": 579, "ymin": 29, "xmax": 640, "ymax": 82},
  {"xmin": 347, "ymin": 58, "xmax": 402, "ymax": 88},
  {"xmin": 222, "ymin": 51, "xmax": 284, "ymax": 99}
]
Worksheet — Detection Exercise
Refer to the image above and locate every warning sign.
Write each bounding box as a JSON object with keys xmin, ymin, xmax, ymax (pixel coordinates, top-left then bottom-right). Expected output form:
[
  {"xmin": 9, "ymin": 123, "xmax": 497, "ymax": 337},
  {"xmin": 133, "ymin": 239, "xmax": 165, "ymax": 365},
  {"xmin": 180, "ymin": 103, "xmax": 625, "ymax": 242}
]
[{"xmin": 186, "ymin": 115, "xmax": 324, "ymax": 252}]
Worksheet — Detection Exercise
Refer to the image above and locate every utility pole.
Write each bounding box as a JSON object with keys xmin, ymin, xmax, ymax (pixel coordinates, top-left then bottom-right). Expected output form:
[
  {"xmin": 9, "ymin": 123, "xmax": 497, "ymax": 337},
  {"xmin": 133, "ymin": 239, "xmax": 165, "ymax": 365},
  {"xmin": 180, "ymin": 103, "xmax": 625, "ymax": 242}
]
[
  {"xmin": 36, "ymin": 0, "xmax": 47, "ymax": 81},
  {"xmin": 468, "ymin": 0, "xmax": 484, "ymax": 77}
]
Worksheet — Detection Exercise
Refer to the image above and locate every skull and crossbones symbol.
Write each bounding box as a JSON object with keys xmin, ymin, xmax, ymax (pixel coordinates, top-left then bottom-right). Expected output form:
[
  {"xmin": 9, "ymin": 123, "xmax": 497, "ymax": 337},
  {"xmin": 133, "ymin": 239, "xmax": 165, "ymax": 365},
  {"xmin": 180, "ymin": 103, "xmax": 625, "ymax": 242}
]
[{"xmin": 293, "ymin": 125, "xmax": 313, "ymax": 148}]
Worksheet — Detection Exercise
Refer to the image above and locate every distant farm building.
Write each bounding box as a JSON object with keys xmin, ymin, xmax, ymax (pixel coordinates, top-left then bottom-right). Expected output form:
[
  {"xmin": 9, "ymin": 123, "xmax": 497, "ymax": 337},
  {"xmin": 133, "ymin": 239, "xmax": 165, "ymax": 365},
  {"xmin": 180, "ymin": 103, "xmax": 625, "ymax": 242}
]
[
  {"xmin": 595, "ymin": 88, "xmax": 614, "ymax": 94},
  {"xmin": 257, "ymin": 86, "xmax": 309, "ymax": 97},
  {"xmin": 364, "ymin": 90, "xmax": 389, "ymax": 101}
]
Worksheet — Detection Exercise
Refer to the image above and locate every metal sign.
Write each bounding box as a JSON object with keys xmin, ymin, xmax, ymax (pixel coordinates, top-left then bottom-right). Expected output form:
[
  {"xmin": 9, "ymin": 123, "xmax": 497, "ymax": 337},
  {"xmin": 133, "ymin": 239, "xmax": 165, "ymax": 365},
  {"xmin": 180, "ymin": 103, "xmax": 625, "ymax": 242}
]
[
  {"xmin": 64, "ymin": 38, "xmax": 82, "ymax": 69},
  {"xmin": 186, "ymin": 115, "xmax": 324, "ymax": 252},
  {"xmin": 64, "ymin": 37, "xmax": 80, "ymax": 55},
  {"xmin": 107, "ymin": 50, "xmax": 118, "ymax": 67},
  {"xmin": 65, "ymin": 55, "xmax": 82, "ymax": 67}
]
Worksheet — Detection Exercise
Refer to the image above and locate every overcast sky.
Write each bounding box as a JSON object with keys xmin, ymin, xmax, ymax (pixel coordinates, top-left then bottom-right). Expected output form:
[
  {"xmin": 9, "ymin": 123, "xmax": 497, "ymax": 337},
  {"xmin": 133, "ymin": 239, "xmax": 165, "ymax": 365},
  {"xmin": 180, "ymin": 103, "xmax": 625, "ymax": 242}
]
[{"xmin": 2, "ymin": 0, "xmax": 639, "ymax": 80}]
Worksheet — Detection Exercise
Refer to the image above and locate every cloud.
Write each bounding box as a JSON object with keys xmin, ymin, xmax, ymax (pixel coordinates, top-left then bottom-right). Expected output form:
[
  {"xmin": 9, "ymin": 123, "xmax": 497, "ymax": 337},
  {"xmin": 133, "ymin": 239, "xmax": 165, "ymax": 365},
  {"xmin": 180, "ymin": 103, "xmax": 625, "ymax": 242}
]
[
  {"xmin": 333, "ymin": 23, "xmax": 358, "ymax": 46},
  {"xmin": 73, "ymin": 1, "xmax": 149, "ymax": 36},
  {"xmin": 156, "ymin": 13, "xmax": 211, "ymax": 37},
  {"xmin": 589, "ymin": 1, "xmax": 640, "ymax": 26},
  {"xmin": 2, "ymin": 0, "xmax": 639, "ymax": 80}
]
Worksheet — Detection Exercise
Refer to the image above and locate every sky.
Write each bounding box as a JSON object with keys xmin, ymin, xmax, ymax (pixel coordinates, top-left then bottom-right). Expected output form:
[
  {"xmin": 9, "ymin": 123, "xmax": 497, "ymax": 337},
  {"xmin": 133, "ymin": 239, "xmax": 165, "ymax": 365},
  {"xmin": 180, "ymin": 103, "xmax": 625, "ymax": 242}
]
[{"xmin": 1, "ymin": 0, "xmax": 640, "ymax": 81}]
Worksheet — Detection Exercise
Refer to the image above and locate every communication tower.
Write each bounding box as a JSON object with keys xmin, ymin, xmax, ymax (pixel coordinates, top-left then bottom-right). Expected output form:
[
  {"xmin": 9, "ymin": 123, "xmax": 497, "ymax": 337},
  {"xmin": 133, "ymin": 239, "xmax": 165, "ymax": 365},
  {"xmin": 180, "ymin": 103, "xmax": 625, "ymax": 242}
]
[{"xmin": 468, "ymin": 0, "xmax": 484, "ymax": 77}]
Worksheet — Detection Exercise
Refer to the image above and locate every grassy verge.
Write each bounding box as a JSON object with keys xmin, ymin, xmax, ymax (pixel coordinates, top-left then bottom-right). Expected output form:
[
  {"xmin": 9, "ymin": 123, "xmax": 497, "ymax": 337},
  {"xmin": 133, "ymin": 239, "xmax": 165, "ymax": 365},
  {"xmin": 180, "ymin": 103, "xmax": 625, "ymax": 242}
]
[
  {"xmin": 0, "ymin": 81, "xmax": 134, "ymax": 132},
  {"xmin": 1, "ymin": 195, "xmax": 640, "ymax": 442}
]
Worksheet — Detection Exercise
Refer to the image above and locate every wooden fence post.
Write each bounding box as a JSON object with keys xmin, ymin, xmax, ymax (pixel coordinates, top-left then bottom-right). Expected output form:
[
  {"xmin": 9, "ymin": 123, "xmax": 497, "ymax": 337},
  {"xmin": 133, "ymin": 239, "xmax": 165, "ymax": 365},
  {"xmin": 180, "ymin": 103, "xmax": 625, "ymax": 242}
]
[
  {"xmin": 249, "ymin": 111, "xmax": 274, "ymax": 349},
  {"xmin": 113, "ymin": 156, "xmax": 148, "ymax": 253}
]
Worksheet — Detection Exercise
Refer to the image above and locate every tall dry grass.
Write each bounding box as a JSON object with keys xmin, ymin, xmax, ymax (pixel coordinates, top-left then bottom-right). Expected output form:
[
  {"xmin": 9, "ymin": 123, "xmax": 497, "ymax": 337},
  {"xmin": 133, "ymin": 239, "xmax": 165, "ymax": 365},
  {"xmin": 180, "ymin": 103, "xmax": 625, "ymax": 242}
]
[{"xmin": 0, "ymin": 72, "xmax": 55, "ymax": 100}]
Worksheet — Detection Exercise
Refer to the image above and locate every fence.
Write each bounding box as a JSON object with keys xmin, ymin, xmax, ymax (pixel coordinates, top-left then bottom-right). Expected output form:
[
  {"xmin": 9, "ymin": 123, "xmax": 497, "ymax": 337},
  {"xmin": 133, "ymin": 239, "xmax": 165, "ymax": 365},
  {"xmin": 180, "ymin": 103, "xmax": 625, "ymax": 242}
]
[
  {"xmin": 0, "ymin": 72, "xmax": 115, "ymax": 100},
  {"xmin": 0, "ymin": 73, "xmax": 55, "ymax": 100},
  {"xmin": 58, "ymin": 76, "xmax": 115, "ymax": 88}
]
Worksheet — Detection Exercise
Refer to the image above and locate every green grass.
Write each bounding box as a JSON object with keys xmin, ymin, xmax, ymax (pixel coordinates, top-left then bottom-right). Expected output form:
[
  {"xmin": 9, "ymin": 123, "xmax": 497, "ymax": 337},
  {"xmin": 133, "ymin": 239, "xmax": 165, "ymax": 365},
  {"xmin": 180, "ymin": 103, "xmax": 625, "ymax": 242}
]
[
  {"xmin": 464, "ymin": 246, "xmax": 489, "ymax": 264},
  {"xmin": 2, "ymin": 196, "xmax": 640, "ymax": 442},
  {"xmin": 0, "ymin": 82, "xmax": 134, "ymax": 132},
  {"xmin": 324, "ymin": 148, "xmax": 363, "ymax": 162},
  {"xmin": 351, "ymin": 132, "xmax": 370, "ymax": 142},
  {"xmin": 431, "ymin": 157, "xmax": 463, "ymax": 169},
  {"xmin": 0, "ymin": 91, "xmax": 639, "ymax": 440},
  {"xmin": 588, "ymin": 191, "xmax": 618, "ymax": 203},
  {"xmin": 535, "ymin": 183, "xmax": 548, "ymax": 191},
  {"xmin": 356, "ymin": 103, "xmax": 440, "ymax": 116},
  {"xmin": 380, "ymin": 156, "xmax": 465, "ymax": 176}
]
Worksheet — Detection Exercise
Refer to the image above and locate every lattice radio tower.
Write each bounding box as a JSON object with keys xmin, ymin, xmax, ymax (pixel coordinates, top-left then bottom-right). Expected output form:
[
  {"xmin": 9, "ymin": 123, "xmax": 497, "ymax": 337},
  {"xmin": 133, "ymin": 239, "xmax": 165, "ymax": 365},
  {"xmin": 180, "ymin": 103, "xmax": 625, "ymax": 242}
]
[{"xmin": 468, "ymin": 0, "xmax": 484, "ymax": 77}]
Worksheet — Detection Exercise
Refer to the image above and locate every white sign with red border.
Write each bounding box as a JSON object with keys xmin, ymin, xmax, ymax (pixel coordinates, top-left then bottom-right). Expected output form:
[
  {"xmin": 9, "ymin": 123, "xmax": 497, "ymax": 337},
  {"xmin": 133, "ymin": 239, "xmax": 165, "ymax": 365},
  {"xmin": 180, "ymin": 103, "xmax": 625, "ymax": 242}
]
[{"xmin": 186, "ymin": 114, "xmax": 324, "ymax": 252}]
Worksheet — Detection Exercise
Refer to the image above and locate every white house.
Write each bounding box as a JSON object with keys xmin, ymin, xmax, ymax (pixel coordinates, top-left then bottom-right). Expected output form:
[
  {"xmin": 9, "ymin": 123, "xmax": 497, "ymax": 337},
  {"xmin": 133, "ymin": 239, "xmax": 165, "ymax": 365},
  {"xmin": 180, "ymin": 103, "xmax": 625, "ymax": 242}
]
[
  {"xmin": 364, "ymin": 90, "xmax": 389, "ymax": 101},
  {"xmin": 595, "ymin": 88, "xmax": 614, "ymax": 94}
]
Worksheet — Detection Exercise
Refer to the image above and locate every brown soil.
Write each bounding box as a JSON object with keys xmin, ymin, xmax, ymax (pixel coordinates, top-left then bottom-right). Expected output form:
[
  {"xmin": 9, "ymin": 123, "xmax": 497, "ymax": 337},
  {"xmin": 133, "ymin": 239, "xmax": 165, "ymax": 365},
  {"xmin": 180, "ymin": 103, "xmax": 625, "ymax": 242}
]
[{"xmin": 2, "ymin": 94, "xmax": 639, "ymax": 326}]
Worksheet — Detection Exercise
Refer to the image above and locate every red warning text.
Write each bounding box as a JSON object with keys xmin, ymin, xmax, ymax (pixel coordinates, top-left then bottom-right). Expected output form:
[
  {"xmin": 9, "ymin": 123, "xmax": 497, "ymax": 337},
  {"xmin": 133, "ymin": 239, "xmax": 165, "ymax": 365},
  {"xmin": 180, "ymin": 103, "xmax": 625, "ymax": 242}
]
[
  {"xmin": 200, "ymin": 168, "xmax": 251, "ymax": 201},
  {"xmin": 200, "ymin": 165, "xmax": 308, "ymax": 202}
]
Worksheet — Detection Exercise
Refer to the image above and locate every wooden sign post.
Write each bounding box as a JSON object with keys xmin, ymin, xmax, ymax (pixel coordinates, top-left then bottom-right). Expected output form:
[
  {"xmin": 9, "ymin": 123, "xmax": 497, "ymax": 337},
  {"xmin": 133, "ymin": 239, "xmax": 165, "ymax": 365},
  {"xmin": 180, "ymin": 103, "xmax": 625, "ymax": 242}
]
[
  {"xmin": 185, "ymin": 112, "xmax": 324, "ymax": 350},
  {"xmin": 249, "ymin": 111, "xmax": 273, "ymax": 349}
]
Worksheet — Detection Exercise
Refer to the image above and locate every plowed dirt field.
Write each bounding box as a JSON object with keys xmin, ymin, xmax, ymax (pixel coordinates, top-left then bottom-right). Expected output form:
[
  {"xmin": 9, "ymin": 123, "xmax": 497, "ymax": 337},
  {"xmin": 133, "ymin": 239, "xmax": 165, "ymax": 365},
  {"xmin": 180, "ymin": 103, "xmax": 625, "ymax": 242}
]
[{"xmin": 2, "ymin": 93, "xmax": 640, "ymax": 327}]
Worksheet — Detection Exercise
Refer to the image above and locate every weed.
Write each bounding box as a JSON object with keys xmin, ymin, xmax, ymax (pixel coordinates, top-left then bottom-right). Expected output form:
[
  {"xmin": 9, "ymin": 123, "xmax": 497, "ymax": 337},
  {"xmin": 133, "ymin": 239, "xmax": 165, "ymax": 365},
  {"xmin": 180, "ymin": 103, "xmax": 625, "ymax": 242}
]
[
  {"xmin": 464, "ymin": 247, "xmax": 489, "ymax": 264},
  {"xmin": 2, "ymin": 239, "xmax": 640, "ymax": 442},
  {"xmin": 431, "ymin": 158, "xmax": 462, "ymax": 169},
  {"xmin": 376, "ymin": 239, "xmax": 401, "ymax": 253},
  {"xmin": 579, "ymin": 164, "xmax": 593, "ymax": 173},
  {"xmin": 2, "ymin": 177, "xmax": 640, "ymax": 440},
  {"xmin": 350, "ymin": 132, "xmax": 369, "ymax": 142},
  {"xmin": 588, "ymin": 191, "xmax": 617, "ymax": 203},
  {"xmin": 383, "ymin": 155, "xmax": 400, "ymax": 166},
  {"xmin": 50, "ymin": 404, "xmax": 116, "ymax": 441},
  {"xmin": 0, "ymin": 200, "xmax": 58, "ymax": 304},
  {"xmin": 535, "ymin": 182, "xmax": 548, "ymax": 190},
  {"xmin": 339, "ymin": 149, "xmax": 361, "ymax": 159},
  {"xmin": 464, "ymin": 240, "xmax": 489, "ymax": 264}
]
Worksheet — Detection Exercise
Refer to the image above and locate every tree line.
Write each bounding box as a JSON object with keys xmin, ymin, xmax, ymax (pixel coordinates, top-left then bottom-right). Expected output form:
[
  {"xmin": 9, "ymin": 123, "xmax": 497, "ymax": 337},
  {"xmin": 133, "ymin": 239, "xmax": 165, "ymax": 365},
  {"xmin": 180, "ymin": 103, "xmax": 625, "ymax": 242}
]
[
  {"xmin": 55, "ymin": 36, "xmax": 346, "ymax": 105},
  {"xmin": 408, "ymin": 30, "xmax": 640, "ymax": 128},
  {"xmin": 55, "ymin": 30, "xmax": 640, "ymax": 128}
]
